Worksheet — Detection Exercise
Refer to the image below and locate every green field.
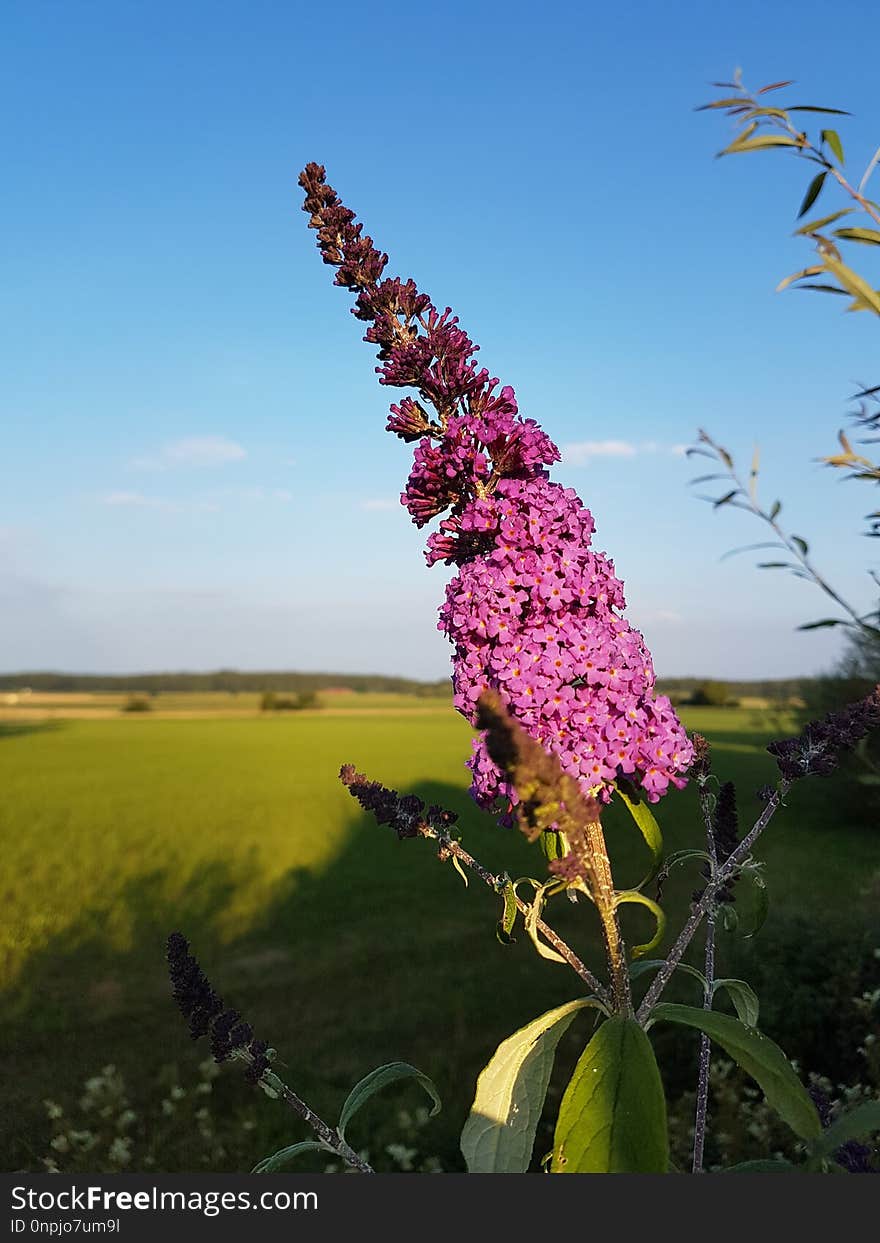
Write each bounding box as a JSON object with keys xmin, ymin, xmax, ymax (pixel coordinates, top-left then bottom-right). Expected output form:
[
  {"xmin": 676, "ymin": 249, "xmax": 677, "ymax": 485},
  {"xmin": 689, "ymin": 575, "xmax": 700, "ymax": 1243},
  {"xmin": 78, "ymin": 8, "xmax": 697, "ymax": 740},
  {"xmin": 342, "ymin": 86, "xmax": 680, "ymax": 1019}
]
[{"xmin": 1, "ymin": 704, "xmax": 877, "ymax": 1172}]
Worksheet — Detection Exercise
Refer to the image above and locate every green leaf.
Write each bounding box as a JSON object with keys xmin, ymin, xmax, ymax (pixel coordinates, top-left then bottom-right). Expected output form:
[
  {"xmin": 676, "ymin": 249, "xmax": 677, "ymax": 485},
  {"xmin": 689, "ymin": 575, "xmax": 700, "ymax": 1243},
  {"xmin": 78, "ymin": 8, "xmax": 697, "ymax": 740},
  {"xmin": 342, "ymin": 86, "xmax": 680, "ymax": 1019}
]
[
  {"xmin": 819, "ymin": 250, "xmax": 880, "ymax": 315},
  {"xmin": 769, "ymin": 500, "xmax": 782, "ymax": 520},
  {"xmin": 451, "ymin": 854, "xmax": 469, "ymax": 887},
  {"xmin": 714, "ymin": 489, "xmax": 740, "ymax": 508},
  {"xmin": 757, "ymin": 79, "xmax": 794, "ymax": 94},
  {"xmin": 496, "ymin": 877, "xmax": 517, "ymax": 944},
  {"xmin": 524, "ymin": 878, "xmax": 568, "ymax": 964},
  {"xmin": 615, "ymin": 783, "xmax": 663, "ymax": 886},
  {"xmin": 791, "ymin": 535, "xmax": 809, "ymax": 557},
  {"xmin": 614, "ymin": 891, "xmax": 666, "ymax": 959},
  {"xmin": 797, "ymin": 618, "xmax": 845, "ymax": 630},
  {"xmin": 722, "ymin": 1158, "xmax": 798, "ymax": 1172},
  {"xmin": 797, "ymin": 172, "xmax": 827, "ymax": 218},
  {"xmin": 776, "ymin": 265, "xmax": 823, "ymax": 292},
  {"xmin": 742, "ymin": 873, "xmax": 770, "ymax": 939},
  {"xmin": 712, "ymin": 978, "xmax": 760, "ymax": 1027},
  {"xmin": 720, "ymin": 134, "xmax": 800, "ymax": 156},
  {"xmin": 629, "ymin": 958, "xmax": 708, "ymax": 991},
  {"xmin": 551, "ymin": 1018, "xmax": 668, "ymax": 1173},
  {"xmin": 794, "ymin": 208, "xmax": 854, "ymax": 235},
  {"xmin": 252, "ymin": 1141, "xmax": 327, "ymax": 1173},
  {"xmin": 650, "ymin": 1005, "xmax": 821, "ymax": 1141},
  {"xmin": 338, "ymin": 1063, "xmax": 440, "ymax": 1140},
  {"xmin": 814, "ymin": 1101, "xmax": 880, "ymax": 1156},
  {"xmin": 821, "ymin": 129, "xmax": 844, "ymax": 164},
  {"xmin": 785, "ymin": 105, "xmax": 850, "ymax": 115},
  {"xmin": 460, "ymin": 998, "xmax": 606, "ymax": 1173},
  {"xmin": 834, "ymin": 226, "xmax": 880, "ymax": 246}
]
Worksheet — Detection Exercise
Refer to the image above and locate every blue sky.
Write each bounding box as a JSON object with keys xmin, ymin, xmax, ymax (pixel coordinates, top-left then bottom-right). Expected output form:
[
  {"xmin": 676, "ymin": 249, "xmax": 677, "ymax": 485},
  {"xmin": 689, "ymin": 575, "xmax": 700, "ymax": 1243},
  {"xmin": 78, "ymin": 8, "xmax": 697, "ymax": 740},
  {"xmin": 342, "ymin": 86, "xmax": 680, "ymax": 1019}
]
[{"xmin": 2, "ymin": 0, "xmax": 878, "ymax": 679}]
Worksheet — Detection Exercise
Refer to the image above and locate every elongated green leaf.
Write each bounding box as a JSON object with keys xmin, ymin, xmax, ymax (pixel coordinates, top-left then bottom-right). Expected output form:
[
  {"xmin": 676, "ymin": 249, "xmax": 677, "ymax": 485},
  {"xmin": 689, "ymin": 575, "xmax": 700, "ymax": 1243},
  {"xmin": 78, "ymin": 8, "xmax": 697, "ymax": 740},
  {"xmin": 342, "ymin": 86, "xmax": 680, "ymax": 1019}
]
[
  {"xmin": 791, "ymin": 535, "xmax": 809, "ymax": 557},
  {"xmin": 797, "ymin": 618, "xmax": 845, "ymax": 630},
  {"xmin": 712, "ymin": 978, "xmax": 760, "ymax": 1027},
  {"xmin": 461, "ymin": 998, "xmax": 605, "ymax": 1173},
  {"xmin": 720, "ymin": 134, "xmax": 800, "ymax": 156},
  {"xmin": 614, "ymin": 891, "xmax": 666, "ymax": 959},
  {"xmin": 338, "ymin": 1063, "xmax": 440, "ymax": 1140},
  {"xmin": 650, "ymin": 1004, "xmax": 821, "ymax": 1140},
  {"xmin": 814, "ymin": 1101, "xmax": 880, "ymax": 1157},
  {"xmin": 496, "ymin": 877, "xmax": 517, "ymax": 944},
  {"xmin": 834, "ymin": 227, "xmax": 880, "ymax": 246},
  {"xmin": 821, "ymin": 129, "xmax": 844, "ymax": 164},
  {"xmin": 252, "ymin": 1141, "xmax": 327, "ymax": 1173},
  {"xmin": 797, "ymin": 172, "xmax": 827, "ymax": 218},
  {"xmin": 820, "ymin": 250, "xmax": 880, "ymax": 315},
  {"xmin": 629, "ymin": 958, "xmax": 708, "ymax": 991},
  {"xmin": 776, "ymin": 265, "xmax": 823, "ymax": 292},
  {"xmin": 794, "ymin": 208, "xmax": 854, "ymax": 235},
  {"xmin": 551, "ymin": 1018, "xmax": 668, "ymax": 1173},
  {"xmin": 742, "ymin": 873, "xmax": 770, "ymax": 939},
  {"xmin": 785, "ymin": 105, "xmax": 850, "ymax": 115},
  {"xmin": 615, "ymin": 783, "xmax": 663, "ymax": 885},
  {"xmin": 525, "ymin": 878, "xmax": 567, "ymax": 964}
]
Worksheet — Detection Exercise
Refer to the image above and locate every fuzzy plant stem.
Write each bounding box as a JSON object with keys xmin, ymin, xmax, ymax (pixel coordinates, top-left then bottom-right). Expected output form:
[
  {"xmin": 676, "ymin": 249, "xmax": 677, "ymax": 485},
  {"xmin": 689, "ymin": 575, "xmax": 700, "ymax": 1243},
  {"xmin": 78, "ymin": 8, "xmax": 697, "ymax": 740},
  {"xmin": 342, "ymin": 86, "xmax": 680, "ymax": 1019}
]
[
  {"xmin": 425, "ymin": 825, "xmax": 613, "ymax": 1008},
  {"xmin": 636, "ymin": 782, "xmax": 789, "ymax": 1023},
  {"xmin": 260, "ymin": 1067, "xmax": 375, "ymax": 1174},
  {"xmin": 692, "ymin": 784, "xmax": 718, "ymax": 1174},
  {"xmin": 584, "ymin": 818, "xmax": 632, "ymax": 1016}
]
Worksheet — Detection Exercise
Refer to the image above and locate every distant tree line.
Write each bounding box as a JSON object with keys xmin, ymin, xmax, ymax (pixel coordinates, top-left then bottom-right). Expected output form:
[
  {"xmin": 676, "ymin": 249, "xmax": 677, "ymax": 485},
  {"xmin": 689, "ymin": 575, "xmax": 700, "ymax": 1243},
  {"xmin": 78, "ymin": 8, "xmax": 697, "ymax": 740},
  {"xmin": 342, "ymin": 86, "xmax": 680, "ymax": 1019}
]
[{"xmin": 0, "ymin": 670, "xmax": 453, "ymax": 696}]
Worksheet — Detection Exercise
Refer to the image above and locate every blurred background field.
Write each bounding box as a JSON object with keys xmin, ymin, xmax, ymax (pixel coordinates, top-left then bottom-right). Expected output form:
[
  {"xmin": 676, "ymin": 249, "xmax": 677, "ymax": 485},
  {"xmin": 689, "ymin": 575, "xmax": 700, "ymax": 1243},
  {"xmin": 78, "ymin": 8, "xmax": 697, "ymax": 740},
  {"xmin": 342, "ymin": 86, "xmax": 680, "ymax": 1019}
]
[{"xmin": 1, "ymin": 697, "xmax": 878, "ymax": 1172}]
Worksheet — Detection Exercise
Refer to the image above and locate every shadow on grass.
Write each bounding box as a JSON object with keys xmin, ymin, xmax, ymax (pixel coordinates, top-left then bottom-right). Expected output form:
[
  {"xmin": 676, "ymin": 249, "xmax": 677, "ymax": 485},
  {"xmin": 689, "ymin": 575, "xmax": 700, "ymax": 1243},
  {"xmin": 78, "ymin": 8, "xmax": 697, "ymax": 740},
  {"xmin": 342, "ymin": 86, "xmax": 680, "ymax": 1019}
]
[{"xmin": 2, "ymin": 766, "xmax": 876, "ymax": 1174}]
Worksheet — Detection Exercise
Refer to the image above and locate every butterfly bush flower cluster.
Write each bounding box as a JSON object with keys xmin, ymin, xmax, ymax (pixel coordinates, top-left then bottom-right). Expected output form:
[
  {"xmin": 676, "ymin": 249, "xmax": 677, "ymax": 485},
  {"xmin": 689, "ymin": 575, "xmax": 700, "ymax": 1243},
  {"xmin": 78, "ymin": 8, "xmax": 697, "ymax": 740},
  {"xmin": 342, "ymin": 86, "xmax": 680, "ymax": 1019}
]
[{"xmin": 299, "ymin": 163, "xmax": 693, "ymax": 810}]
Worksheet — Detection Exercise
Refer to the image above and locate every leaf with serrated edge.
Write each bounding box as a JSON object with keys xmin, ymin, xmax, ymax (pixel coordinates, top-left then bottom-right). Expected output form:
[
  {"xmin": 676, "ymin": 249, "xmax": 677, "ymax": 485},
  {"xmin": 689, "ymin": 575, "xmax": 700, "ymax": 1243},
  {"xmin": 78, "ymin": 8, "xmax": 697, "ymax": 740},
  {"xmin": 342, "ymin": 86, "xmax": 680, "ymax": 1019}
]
[
  {"xmin": 551, "ymin": 1018, "xmax": 668, "ymax": 1173},
  {"xmin": 338, "ymin": 1063, "xmax": 440, "ymax": 1140},
  {"xmin": 650, "ymin": 1005, "xmax": 821, "ymax": 1140},
  {"xmin": 460, "ymin": 998, "xmax": 605, "ymax": 1173}
]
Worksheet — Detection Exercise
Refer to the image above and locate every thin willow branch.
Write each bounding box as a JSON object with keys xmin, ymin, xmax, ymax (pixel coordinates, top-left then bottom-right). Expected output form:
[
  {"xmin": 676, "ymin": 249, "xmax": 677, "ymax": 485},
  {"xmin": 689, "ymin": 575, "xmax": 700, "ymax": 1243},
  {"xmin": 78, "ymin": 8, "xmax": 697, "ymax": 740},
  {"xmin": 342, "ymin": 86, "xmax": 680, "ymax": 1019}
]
[
  {"xmin": 422, "ymin": 824, "xmax": 613, "ymax": 1007},
  {"xmin": 636, "ymin": 782, "xmax": 789, "ymax": 1022}
]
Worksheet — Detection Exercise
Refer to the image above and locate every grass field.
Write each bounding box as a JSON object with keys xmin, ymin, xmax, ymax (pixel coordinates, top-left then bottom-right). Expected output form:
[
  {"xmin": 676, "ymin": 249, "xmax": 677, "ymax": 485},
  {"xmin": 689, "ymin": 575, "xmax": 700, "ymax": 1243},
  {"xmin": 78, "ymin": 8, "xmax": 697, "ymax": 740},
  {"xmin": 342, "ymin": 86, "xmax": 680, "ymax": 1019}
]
[{"xmin": 1, "ymin": 701, "xmax": 878, "ymax": 1172}]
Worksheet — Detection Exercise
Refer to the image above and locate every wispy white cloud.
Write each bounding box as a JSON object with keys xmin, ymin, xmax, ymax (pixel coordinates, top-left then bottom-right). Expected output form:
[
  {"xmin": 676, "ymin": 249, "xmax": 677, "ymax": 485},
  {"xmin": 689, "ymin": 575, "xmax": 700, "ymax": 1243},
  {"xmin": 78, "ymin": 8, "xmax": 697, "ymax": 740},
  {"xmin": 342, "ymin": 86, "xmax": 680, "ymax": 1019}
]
[
  {"xmin": 132, "ymin": 435, "xmax": 247, "ymax": 470},
  {"xmin": 360, "ymin": 498, "xmax": 398, "ymax": 512},
  {"xmin": 563, "ymin": 440, "xmax": 687, "ymax": 466},
  {"xmin": 99, "ymin": 492, "xmax": 220, "ymax": 514}
]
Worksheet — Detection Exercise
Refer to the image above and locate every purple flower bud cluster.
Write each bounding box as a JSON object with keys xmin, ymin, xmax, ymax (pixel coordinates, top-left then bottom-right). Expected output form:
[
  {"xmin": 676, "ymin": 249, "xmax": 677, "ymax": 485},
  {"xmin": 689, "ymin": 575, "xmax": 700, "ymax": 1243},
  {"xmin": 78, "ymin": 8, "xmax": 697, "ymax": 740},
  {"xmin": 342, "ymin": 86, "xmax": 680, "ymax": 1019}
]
[
  {"xmin": 339, "ymin": 764, "xmax": 458, "ymax": 840},
  {"xmin": 166, "ymin": 933, "xmax": 270, "ymax": 1083},
  {"xmin": 767, "ymin": 686, "xmax": 880, "ymax": 781},
  {"xmin": 300, "ymin": 164, "xmax": 693, "ymax": 810}
]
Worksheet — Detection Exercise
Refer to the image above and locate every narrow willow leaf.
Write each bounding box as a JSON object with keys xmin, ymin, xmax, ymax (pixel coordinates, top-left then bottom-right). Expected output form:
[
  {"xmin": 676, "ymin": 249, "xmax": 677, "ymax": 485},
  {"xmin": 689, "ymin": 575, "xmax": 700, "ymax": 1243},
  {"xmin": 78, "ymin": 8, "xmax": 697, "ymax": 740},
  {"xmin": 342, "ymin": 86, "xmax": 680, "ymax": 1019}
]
[
  {"xmin": 338, "ymin": 1063, "xmax": 440, "ymax": 1140},
  {"xmin": 615, "ymin": 783, "xmax": 663, "ymax": 886},
  {"xmin": 714, "ymin": 489, "xmax": 740, "ymax": 508},
  {"xmin": 757, "ymin": 79, "xmax": 794, "ymax": 94},
  {"xmin": 821, "ymin": 129, "xmax": 844, "ymax": 164},
  {"xmin": 252, "ymin": 1141, "xmax": 327, "ymax": 1173},
  {"xmin": 460, "ymin": 998, "xmax": 605, "ymax": 1173},
  {"xmin": 814, "ymin": 1101, "xmax": 880, "ymax": 1157},
  {"xmin": 794, "ymin": 208, "xmax": 854, "ymax": 235},
  {"xmin": 770, "ymin": 500, "xmax": 782, "ymax": 520},
  {"xmin": 834, "ymin": 226, "xmax": 880, "ymax": 246},
  {"xmin": 551, "ymin": 1018, "xmax": 668, "ymax": 1173},
  {"xmin": 820, "ymin": 250, "xmax": 880, "ymax": 315},
  {"xmin": 797, "ymin": 171, "xmax": 827, "ymax": 217},
  {"xmin": 776, "ymin": 265, "xmax": 823, "ymax": 292},
  {"xmin": 712, "ymin": 978, "xmax": 760, "ymax": 1027},
  {"xmin": 785, "ymin": 105, "xmax": 850, "ymax": 115},
  {"xmin": 696, "ymin": 97, "xmax": 753, "ymax": 110},
  {"xmin": 614, "ymin": 890, "xmax": 666, "ymax": 959},
  {"xmin": 797, "ymin": 618, "xmax": 845, "ymax": 630},
  {"xmin": 794, "ymin": 283, "xmax": 848, "ymax": 295},
  {"xmin": 720, "ymin": 541, "xmax": 785, "ymax": 560},
  {"xmin": 791, "ymin": 535, "xmax": 809, "ymax": 556},
  {"xmin": 720, "ymin": 134, "xmax": 800, "ymax": 156},
  {"xmin": 650, "ymin": 1005, "xmax": 821, "ymax": 1140}
]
